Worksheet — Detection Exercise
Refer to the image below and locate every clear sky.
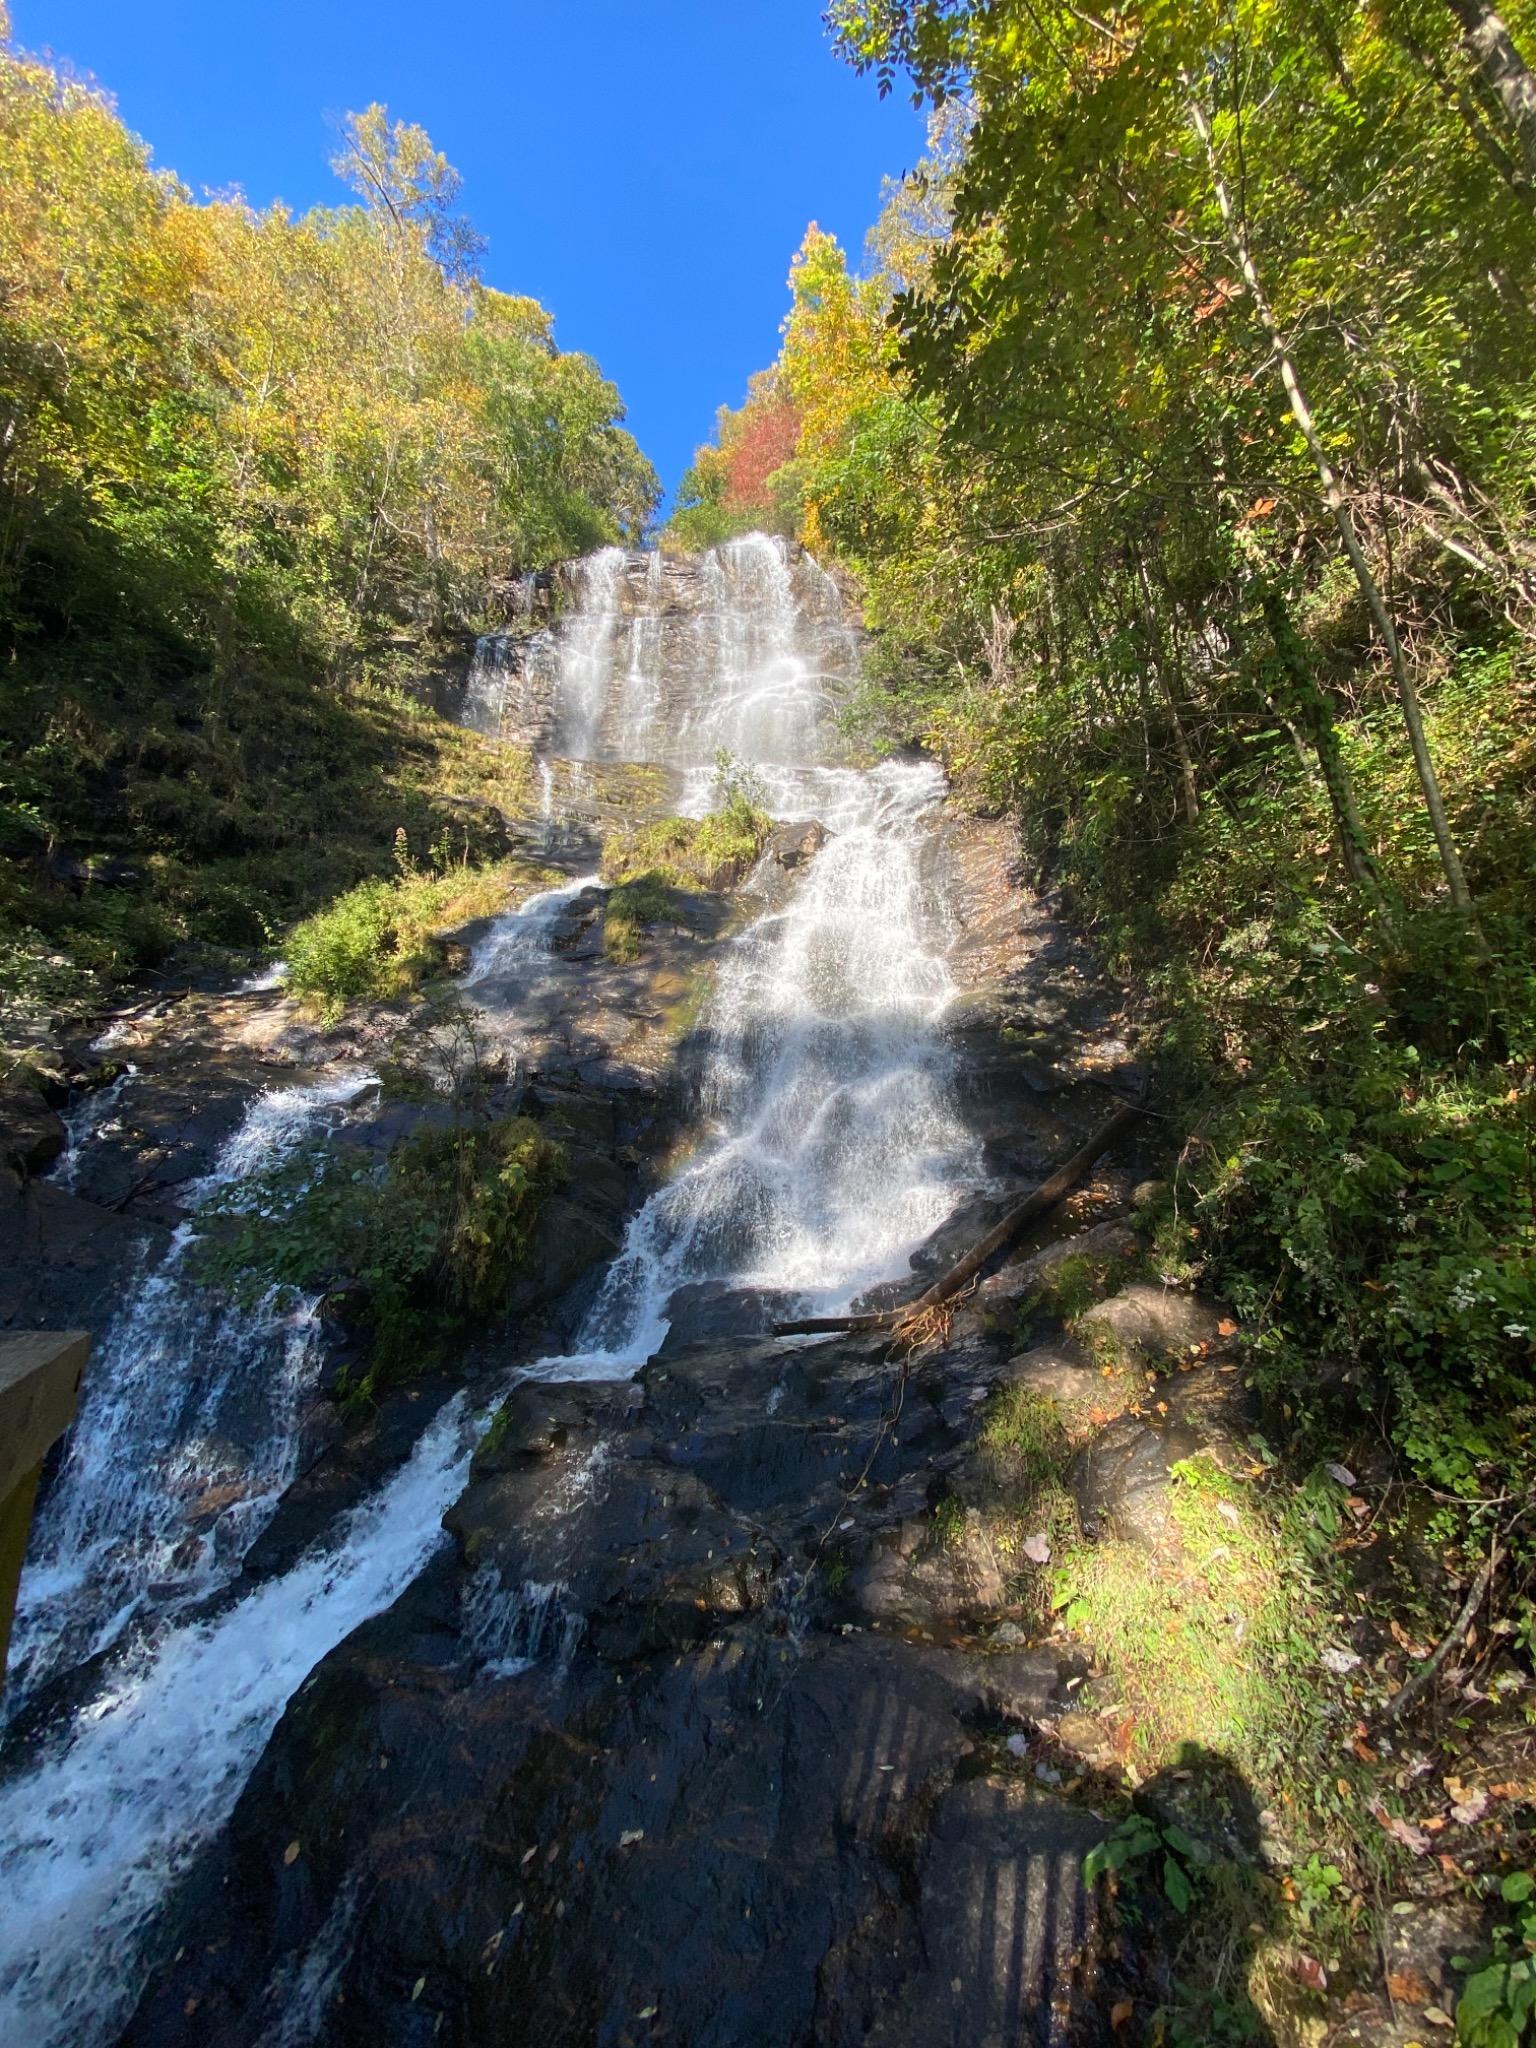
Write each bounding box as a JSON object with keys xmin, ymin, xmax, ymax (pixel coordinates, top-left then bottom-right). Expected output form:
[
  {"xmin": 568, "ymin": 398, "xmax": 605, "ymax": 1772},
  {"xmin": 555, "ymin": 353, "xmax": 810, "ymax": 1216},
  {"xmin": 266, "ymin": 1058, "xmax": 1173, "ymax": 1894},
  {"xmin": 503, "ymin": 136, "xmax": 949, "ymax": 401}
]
[{"xmin": 15, "ymin": 1, "xmax": 922, "ymax": 509}]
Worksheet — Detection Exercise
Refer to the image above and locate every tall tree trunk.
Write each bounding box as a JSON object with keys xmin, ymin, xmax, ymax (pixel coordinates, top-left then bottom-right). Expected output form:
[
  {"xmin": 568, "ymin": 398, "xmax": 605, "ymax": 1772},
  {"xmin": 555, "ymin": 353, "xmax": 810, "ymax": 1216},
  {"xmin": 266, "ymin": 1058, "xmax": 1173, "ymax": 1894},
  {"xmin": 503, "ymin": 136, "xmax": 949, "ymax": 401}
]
[
  {"xmin": 1134, "ymin": 554, "xmax": 1200, "ymax": 823},
  {"xmin": 1258, "ymin": 583, "xmax": 1395, "ymax": 921},
  {"xmin": 1187, "ymin": 90, "xmax": 1484, "ymax": 944},
  {"xmin": 1444, "ymin": 0, "xmax": 1536, "ymax": 179},
  {"xmin": 1397, "ymin": 23, "xmax": 1533, "ymax": 207}
]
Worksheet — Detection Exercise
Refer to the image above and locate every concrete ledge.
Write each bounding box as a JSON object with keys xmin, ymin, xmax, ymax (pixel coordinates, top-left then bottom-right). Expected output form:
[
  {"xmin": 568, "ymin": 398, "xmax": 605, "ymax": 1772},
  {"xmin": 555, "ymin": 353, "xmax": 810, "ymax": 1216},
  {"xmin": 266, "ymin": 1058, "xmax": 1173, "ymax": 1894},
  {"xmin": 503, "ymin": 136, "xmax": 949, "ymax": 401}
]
[
  {"xmin": 0, "ymin": 1330, "xmax": 89, "ymax": 1502},
  {"xmin": 1, "ymin": 1329, "xmax": 89, "ymax": 1684}
]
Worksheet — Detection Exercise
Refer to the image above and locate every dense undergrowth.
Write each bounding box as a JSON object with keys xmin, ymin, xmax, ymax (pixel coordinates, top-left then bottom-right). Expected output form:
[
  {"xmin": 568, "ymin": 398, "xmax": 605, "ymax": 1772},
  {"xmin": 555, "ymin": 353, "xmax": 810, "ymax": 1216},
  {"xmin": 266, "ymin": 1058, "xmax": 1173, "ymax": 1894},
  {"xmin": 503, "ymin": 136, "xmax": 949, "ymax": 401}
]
[
  {"xmin": 918, "ymin": 625, "xmax": 1536, "ymax": 1543},
  {"xmin": 1, "ymin": 659, "xmax": 541, "ymax": 1041}
]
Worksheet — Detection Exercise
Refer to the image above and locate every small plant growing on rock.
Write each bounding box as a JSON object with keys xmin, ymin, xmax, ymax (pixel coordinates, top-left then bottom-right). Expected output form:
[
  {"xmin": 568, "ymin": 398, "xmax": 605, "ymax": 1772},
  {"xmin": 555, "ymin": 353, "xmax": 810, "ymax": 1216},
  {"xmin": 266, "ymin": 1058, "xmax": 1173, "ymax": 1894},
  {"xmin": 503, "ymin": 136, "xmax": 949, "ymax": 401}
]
[
  {"xmin": 603, "ymin": 872, "xmax": 678, "ymax": 961},
  {"xmin": 1455, "ymin": 1871, "xmax": 1536, "ymax": 2046},
  {"xmin": 1084, "ymin": 1809, "xmax": 1207, "ymax": 1914},
  {"xmin": 600, "ymin": 768, "xmax": 773, "ymax": 910}
]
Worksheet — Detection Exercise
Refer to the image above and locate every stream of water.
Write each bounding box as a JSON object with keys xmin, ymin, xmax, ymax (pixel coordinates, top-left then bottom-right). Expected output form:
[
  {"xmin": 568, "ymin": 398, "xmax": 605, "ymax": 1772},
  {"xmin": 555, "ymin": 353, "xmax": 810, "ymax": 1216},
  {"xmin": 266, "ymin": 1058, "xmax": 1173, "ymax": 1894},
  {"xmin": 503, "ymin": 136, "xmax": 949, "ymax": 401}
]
[{"xmin": 0, "ymin": 535, "xmax": 980, "ymax": 2045}]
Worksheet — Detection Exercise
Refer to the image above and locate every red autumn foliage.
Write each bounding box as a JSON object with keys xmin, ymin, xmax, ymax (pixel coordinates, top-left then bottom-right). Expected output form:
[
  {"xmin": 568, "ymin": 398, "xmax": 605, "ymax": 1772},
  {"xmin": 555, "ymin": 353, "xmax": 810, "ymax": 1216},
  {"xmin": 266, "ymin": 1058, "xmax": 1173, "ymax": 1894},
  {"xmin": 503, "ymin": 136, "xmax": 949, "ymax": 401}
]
[{"xmin": 723, "ymin": 396, "xmax": 802, "ymax": 512}]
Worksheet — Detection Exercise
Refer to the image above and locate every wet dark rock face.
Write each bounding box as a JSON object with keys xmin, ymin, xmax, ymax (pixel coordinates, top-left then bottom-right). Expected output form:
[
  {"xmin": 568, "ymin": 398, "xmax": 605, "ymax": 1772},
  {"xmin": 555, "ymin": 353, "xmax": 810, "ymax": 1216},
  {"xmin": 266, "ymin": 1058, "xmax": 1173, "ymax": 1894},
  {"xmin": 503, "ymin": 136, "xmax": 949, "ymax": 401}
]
[{"xmin": 123, "ymin": 1330, "xmax": 1112, "ymax": 2048}]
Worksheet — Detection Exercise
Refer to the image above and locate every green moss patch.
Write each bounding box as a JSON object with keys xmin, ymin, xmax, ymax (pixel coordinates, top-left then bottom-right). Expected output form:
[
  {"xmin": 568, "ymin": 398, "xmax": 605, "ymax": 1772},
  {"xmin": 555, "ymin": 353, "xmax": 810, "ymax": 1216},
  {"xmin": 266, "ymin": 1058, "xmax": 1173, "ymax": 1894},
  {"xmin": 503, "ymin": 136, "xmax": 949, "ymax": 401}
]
[{"xmin": 195, "ymin": 1110, "xmax": 566, "ymax": 1400}]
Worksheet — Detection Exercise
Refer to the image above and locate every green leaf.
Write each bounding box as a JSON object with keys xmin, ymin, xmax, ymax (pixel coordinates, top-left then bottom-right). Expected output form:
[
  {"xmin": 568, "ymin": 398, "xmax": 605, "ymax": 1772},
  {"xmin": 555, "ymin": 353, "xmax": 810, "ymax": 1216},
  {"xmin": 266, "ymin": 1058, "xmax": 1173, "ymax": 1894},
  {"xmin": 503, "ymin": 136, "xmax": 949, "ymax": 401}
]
[{"xmin": 1163, "ymin": 1854, "xmax": 1192, "ymax": 1914}]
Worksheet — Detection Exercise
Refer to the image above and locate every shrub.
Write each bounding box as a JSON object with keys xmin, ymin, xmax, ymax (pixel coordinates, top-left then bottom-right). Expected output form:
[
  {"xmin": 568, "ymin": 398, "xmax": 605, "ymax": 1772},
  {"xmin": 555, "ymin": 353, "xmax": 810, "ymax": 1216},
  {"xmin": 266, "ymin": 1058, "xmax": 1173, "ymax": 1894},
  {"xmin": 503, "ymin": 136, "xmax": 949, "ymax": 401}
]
[
  {"xmin": 284, "ymin": 856, "xmax": 552, "ymax": 1019},
  {"xmin": 601, "ymin": 792, "xmax": 772, "ymax": 895},
  {"xmin": 603, "ymin": 871, "xmax": 678, "ymax": 962},
  {"xmin": 196, "ymin": 1109, "xmax": 566, "ymax": 1399}
]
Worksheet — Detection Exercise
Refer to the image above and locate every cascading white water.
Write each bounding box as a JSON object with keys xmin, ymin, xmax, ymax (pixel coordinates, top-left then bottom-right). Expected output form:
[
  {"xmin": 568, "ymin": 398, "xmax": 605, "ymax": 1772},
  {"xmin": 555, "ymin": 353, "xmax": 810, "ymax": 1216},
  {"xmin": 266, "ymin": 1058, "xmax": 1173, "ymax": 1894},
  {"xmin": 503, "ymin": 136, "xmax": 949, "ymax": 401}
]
[
  {"xmin": 513, "ymin": 532, "xmax": 979, "ymax": 1376},
  {"xmin": 547, "ymin": 545, "xmax": 627, "ymax": 759},
  {"xmin": 52, "ymin": 1063, "xmax": 137, "ymax": 1194},
  {"xmin": 0, "ymin": 877, "xmax": 610, "ymax": 2042},
  {"xmin": 461, "ymin": 632, "xmax": 512, "ymax": 738},
  {"xmin": 613, "ymin": 546, "xmax": 666, "ymax": 758},
  {"xmin": 461, "ymin": 1566, "xmax": 580, "ymax": 1676},
  {"xmin": 461, "ymin": 870, "xmax": 598, "ymax": 992},
  {"xmin": 0, "ymin": 1395, "xmax": 483, "ymax": 2048},
  {"xmin": 6, "ymin": 1069, "xmax": 379, "ymax": 1720},
  {"xmin": 0, "ymin": 534, "xmax": 982, "ymax": 2045},
  {"xmin": 559, "ymin": 756, "xmax": 974, "ymax": 1372}
]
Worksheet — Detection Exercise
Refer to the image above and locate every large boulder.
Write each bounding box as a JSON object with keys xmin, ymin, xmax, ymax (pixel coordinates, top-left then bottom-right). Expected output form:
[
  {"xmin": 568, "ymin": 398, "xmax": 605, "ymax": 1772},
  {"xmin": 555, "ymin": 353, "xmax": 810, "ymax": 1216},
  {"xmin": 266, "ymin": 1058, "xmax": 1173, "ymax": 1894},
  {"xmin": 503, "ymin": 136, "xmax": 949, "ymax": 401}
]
[
  {"xmin": 1075, "ymin": 1280, "xmax": 1226, "ymax": 1362},
  {"xmin": 0, "ymin": 1080, "xmax": 66, "ymax": 1177}
]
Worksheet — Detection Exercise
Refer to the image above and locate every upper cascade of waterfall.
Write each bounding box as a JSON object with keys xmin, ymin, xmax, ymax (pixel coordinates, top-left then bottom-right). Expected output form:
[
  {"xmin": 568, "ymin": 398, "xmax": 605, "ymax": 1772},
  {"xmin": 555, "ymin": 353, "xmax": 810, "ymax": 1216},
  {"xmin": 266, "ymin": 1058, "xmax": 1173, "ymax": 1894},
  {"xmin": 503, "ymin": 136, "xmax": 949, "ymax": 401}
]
[{"xmin": 473, "ymin": 534, "xmax": 860, "ymax": 771}]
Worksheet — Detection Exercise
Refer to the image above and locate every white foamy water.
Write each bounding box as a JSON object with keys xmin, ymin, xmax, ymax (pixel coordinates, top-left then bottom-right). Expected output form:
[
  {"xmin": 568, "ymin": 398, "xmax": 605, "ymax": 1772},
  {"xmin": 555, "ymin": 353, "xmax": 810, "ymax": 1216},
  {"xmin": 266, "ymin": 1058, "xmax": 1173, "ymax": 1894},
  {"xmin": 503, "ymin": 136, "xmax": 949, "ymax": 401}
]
[
  {"xmin": 0, "ymin": 1396, "xmax": 481, "ymax": 2048},
  {"xmin": 52, "ymin": 1063, "xmax": 137, "ymax": 1193},
  {"xmin": 512, "ymin": 536, "xmax": 978, "ymax": 1378},
  {"xmin": 546, "ymin": 545, "xmax": 627, "ymax": 759},
  {"xmin": 235, "ymin": 957, "xmax": 288, "ymax": 994},
  {"xmin": 546, "ymin": 757, "xmax": 976, "ymax": 1378},
  {"xmin": 461, "ymin": 869, "xmax": 599, "ymax": 992},
  {"xmin": 6, "ymin": 1069, "xmax": 379, "ymax": 1716},
  {"xmin": 461, "ymin": 631, "xmax": 512, "ymax": 737}
]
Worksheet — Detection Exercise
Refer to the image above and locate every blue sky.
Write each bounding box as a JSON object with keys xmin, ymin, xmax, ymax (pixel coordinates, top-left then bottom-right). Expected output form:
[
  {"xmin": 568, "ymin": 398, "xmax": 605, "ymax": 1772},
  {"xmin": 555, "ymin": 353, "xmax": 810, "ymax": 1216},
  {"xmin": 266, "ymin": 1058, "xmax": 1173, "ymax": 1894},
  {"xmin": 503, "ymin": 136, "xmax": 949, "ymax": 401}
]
[{"xmin": 17, "ymin": 1, "xmax": 922, "ymax": 507}]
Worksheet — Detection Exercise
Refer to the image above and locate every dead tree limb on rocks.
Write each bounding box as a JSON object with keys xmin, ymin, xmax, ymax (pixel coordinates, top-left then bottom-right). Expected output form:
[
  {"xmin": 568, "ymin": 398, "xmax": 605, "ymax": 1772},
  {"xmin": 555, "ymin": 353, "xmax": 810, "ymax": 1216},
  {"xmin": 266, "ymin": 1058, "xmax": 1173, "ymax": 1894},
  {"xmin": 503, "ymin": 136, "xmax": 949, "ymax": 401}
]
[{"xmin": 772, "ymin": 1099, "xmax": 1144, "ymax": 1339}]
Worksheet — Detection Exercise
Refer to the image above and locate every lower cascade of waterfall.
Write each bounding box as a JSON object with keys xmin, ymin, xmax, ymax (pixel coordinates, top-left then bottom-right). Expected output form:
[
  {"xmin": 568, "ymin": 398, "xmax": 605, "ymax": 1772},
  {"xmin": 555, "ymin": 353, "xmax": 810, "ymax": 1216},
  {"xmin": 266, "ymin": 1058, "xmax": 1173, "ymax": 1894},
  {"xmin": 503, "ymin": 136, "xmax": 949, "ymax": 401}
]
[
  {"xmin": 5, "ymin": 1068, "xmax": 381, "ymax": 1721},
  {"xmin": 0, "ymin": 1399, "xmax": 482, "ymax": 2048},
  {"xmin": 0, "ymin": 534, "xmax": 984, "ymax": 2047}
]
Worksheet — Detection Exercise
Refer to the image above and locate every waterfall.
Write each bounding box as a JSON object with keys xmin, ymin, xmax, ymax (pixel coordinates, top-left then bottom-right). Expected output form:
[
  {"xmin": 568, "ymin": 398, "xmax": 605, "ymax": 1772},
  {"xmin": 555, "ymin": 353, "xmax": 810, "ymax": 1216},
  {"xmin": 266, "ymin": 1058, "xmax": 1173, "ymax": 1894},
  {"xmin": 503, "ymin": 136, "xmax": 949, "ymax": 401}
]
[
  {"xmin": 558, "ymin": 756, "xmax": 975, "ymax": 1373},
  {"xmin": 513, "ymin": 533, "xmax": 978, "ymax": 1376},
  {"xmin": 52, "ymin": 1063, "xmax": 137, "ymax": 1194},
  {"xmin": 524, "ymin": 533, "xmax": 857, "ymax": 770},
  {"xmin": 461, "ymin": 1566, "xmax": 581, "ymax": 1676},
  {"xmin": 0, "ymin": 1396, "xmax": 482, "ymax": 2048},
  {"xmin": 461, "ymin": 870, "xmax": 599, "ymax": 993},
  {"xmin": 461, "ymin": 633, "xmax": 512, "ymax": 738},
  {"xmin": 613, "ymin": 547, "xmax": 666, "ymax": 758},
  {"xmin": 0, "ymin": 535, "xmax": 982, "ymax": 2044},
  {"xmin": 548, "ymin": 545, "xmax": 627, "ymax": 759},
  {"xmin": 5, "ymin": 1069, "xmax": 379, "ymax": 1720},
  {"xmin": 9, "ymin": 872, "xmax": 601, "ymax": 1734}
]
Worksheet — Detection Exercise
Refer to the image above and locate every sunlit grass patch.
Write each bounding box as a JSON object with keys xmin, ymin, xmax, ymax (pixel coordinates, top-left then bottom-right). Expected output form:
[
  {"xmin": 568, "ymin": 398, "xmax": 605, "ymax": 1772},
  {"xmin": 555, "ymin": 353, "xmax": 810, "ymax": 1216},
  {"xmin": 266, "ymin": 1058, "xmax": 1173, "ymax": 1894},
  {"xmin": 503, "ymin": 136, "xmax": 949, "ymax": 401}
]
[
  {"xmin": 285, "ymin": 855, "xmax": 558, "ymax": 1020},
  {"xmin": 1054, "ymin": 1451, "xmax": 1325, "ymax": 1780},
  {"xmin": 933, "ymin": 1386, "xmax": 1080, "ymax": 1613},
  {"xmin": 603, "ymin": 870, "xmax": 678, "ymax": 961}
]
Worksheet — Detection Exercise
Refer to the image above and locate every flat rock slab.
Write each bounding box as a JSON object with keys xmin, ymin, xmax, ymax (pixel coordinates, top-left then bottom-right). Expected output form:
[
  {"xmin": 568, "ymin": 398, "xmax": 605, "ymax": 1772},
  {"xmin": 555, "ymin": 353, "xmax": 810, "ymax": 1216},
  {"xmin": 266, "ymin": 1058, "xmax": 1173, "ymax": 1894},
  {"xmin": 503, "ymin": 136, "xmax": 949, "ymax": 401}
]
[{"xmin": 864, "ymin": 1778, "xmax": 1105, "ymax": 2048}]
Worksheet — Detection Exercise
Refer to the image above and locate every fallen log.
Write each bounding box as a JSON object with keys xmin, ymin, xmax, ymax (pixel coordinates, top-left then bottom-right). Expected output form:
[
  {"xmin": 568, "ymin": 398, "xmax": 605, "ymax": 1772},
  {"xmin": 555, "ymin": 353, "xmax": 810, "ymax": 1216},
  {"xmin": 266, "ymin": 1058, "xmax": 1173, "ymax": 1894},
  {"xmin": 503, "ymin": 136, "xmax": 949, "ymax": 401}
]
[{"xmin": 772, "ymin": 1098, "xmax": 1144, "ymax": 1338}]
